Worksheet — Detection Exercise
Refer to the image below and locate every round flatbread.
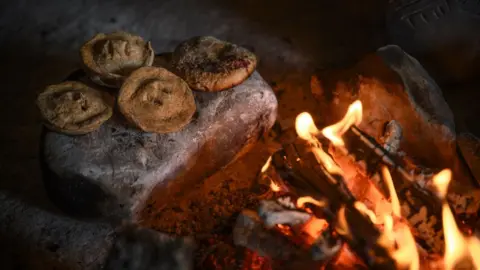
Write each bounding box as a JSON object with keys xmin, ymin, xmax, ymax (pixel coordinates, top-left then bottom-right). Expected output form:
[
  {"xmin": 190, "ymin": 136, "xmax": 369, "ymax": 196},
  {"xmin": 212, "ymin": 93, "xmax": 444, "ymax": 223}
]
[
  {"xmin": 171, "ymin": 36, "xmax": 257, "ymax": 92},
  {"xmin": 37, "ymin": 81, "xmax": 114, "ymax": 135},
  {"xmin": 118, "ymin": 66, "xmax": 196, "ymax": 133},
  {"xmin": 80, "ymin": 31, "xmax": 155, "ymax": 88}
]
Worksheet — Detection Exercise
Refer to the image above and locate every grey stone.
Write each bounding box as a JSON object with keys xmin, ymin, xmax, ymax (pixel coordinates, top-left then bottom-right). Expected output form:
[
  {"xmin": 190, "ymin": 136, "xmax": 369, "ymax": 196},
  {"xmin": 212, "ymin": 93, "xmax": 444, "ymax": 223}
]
[
  {"xmin": 0, "ymin": 192, "xmax": 194, "ymax": 270},
  {"xmin": 386, "ymin": 0, "xmax": 480, "ymax": 82},
  {"xmin": 41, "ymin": 70, "xmax": 277, "ymax": 222}
]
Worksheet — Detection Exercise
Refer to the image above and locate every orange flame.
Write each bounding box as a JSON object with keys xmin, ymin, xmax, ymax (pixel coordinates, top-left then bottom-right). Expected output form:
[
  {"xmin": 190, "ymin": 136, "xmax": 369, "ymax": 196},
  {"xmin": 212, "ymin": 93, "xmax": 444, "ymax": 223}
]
[
  {"xmin": 336, "ymin": 206, "xmax": 352, "ymax": 238},
  {"xmin": 269, "ymin": 180, "xmax": 281, "ymax": 192},
  {"xmin": 382, "ymin": 166, "xmax": 401, "ymax": 217},
  {"xmin": 297, "ymin": 196, "xmax": 326, "ymax": 208},
  {"xmin": 321, "ymin": 100, "xmax": 363, "ymax": 147},
  {"xmin": 261, "ymin": 156, "xmax": 272, "ymax": 173},
  {"xmin": 432, "ymin": 169, "xmax": 480, "ymax": 269},
  {"xmin": 391, "ymin": 223, "xmax": 420, "ymax": 270},
  {"xmin": 354, "ymin": 201, "xmax": 378, "ymax": 224},
  {"xmin": 295, "ymin": 112, "xmax": 320, "ymax": 141},
  {"xmin": 295, "ymin": 112, "xmax": 343, "ymax": 175}
]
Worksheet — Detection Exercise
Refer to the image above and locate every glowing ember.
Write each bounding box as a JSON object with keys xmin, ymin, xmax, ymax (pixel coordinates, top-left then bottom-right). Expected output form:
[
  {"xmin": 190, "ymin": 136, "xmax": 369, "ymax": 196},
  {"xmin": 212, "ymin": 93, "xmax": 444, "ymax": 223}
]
[
  {"xmin": 301, "ymin": 218, "xmax": 328, "ymax": 240},
  {"xmin": 269, "ymin": 180, "xmax": 281, "ymax": 192},
  {"xmin": 321, "ymin": 100, "xmax": 362, "ymax": 147}
]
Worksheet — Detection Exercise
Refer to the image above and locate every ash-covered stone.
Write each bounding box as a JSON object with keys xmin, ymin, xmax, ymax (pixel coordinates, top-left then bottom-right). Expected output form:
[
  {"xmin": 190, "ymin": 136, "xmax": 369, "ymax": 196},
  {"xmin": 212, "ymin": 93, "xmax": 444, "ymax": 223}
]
[{"xmin": 41, "ymin": 70, "xmax": 277, "ymax": 222}]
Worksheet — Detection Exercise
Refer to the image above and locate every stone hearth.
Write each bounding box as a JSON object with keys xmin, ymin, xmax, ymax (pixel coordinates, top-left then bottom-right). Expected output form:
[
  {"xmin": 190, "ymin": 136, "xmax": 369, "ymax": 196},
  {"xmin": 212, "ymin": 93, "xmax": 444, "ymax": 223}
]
[{"xmin": 2, "ymin": 0, "xmax": 480, "ymax": 269}]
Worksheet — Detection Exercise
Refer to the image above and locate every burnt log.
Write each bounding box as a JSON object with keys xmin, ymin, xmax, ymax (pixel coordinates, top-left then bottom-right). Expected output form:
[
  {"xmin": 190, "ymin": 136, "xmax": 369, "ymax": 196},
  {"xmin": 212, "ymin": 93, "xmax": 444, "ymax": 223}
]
[
  {"xmin": 329, "ymin": 121, "xmax": 480, "ymax": 252},
  {"xmin": 0, "ymin": 192, "xmax": 194, "ymax": 270},
  {"xmin": 40, "ymin": 59, "xmax": 277, "ymax": 222},
  {"xmin": 233, "ymin": 210, "xmax": 313, "ymax": 265},
  {"xmin": 271, "ymin": 140, "xmax": 397, "ymax": 270},
  {"xmin": 326, "ymin": 124, "xmax": 445, "ymax": 253}
]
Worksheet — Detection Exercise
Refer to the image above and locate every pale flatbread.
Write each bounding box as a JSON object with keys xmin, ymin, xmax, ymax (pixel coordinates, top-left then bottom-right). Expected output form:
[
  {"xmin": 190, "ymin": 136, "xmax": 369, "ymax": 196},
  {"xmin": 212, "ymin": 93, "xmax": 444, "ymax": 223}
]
[
  {"xmin": 37, "ymin": 81, "xmax": 114, "ymax": 135},
  {"xmin": 118, "ymin": 66, "xmax": 196, "ymax": 133},
  {"xmin": 80, "ymin": 31, "xmax": 155, "ymax": 88}
]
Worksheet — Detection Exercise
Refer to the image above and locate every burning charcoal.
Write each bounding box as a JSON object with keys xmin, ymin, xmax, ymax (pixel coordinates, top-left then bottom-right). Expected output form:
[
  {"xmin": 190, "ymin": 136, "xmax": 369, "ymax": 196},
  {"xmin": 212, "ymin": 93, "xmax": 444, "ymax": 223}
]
[
  {"xmin": 386, "ymin": 0, "xmax": 480, "ymax": 83},
  {"xmin": 258, "ymin": 200, "xmax": 311, "ymax": 228},
  {"xmin": 311, "ymin": 45, "xmax": 473, "ymax": 186},
  {"xmin": 0, "ymin": 192, "xmax": 194, "ymax": 270},
  {"xmin": 271, "ymin": 142, "xmax": 397, "ymax": 269},
  {"xmin": 41, "ymin": 67, "xmax": 277, "ymax": 222},
  {"xmin": 310, "ymin": 228, "xmax": 342, "ymax": 261},
  {"xmin": 233, "ymin": 210, "xmax": 309, "ymax": 261}
]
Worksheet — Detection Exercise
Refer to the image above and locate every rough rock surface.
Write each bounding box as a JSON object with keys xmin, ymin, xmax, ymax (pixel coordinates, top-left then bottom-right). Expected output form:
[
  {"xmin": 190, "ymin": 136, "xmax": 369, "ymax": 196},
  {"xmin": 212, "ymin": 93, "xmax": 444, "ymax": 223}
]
[
  {"xmin": 457, "ymin": 133, "xmax": 480, "ymax": 185},
  {"xmin": 41, "ymin": 70, "xmax": 277, "ymax": 222},
  {"xmin": 311, "ymin": 45, "xmax": 473, "ymax": 185},
  {"xmin": 0, "ymin": 191, "xmax": 194, "ymax": 270},
  {"xmin": 386, "ymin": 0, "xmax": 480, "ymax": 82}
]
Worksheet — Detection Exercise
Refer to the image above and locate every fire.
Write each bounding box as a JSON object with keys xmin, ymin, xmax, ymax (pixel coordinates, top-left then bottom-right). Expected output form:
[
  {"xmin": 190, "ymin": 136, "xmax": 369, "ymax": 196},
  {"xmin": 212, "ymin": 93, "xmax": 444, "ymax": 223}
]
[
  {"xmin": 354, "ymin": 201, "xmax": 378, "ymax": 224},
  {"xmin": 380, "ymin": 166, "xmax": 419, "ymax": 269},
  {"xmin": 261, "ymin": 156, "xmax": 272, "ymax": 173},
  {"xmin": 432, "ymin": 169, "xmax": 480, "ymax": 270},
  {"xmin": 297, "ymin": 196, "xmax": 326, "ymax": 208},
  {"xmin": 291, "ymin": 100, "xmax": 480, "ymax": 270},
  {"xmin": 298, "ymin": 100, "xmax": 422, "ymax": 270},
  {"xmin": 295, "ymin": 112, "xmax": 320, "ymax": 141},
  {"xmin": 321, "ymin": 100, "xmax": 362, "ymax": 147},
  {"xmin": 294, "ymin": 112, "xmax": 343, "ymax": 175},
  {"xmin": 269, "ymin": 180, "xmax": 281, "ymax": 192},
  {"xmin": 382, "ymin": 166, "xmax": 401, "ymax": 217},
  {"xmin": 391, "ymin": 223, "xmax": 420, "ymax": 270}
]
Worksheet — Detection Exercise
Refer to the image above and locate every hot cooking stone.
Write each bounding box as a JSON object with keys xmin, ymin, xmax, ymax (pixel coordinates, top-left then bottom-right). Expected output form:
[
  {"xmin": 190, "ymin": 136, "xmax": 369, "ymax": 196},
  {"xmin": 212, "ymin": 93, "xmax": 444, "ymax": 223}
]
[{"xmin": 40, "ymin": 70, "xmax": 277, "ymax": 222}]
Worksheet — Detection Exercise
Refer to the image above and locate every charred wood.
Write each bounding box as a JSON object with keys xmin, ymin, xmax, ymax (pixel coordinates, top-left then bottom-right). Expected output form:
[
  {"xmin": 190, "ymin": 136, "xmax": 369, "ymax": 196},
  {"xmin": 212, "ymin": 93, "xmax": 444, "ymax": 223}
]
[
  {"xmin": 271, "ymin": 141, "xmax": 397, "ymax": 270},
  {"xmin": 233, "ymin": 210, "xmax": 311, "ymax": 263}
]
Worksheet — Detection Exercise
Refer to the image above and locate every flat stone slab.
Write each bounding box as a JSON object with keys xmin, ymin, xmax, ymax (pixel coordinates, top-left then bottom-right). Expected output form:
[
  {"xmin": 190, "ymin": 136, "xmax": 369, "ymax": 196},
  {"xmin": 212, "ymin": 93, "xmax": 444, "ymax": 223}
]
[{"xmin": 41, "ymin": 70, "xmax": 277, "ymax": 222}]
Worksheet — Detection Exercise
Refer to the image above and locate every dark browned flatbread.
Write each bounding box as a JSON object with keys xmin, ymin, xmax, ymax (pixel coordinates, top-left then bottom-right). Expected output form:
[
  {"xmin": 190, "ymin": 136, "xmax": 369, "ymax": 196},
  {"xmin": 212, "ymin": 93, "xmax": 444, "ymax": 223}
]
[
  {"xmin": 80, "ymin": 31, "xmax": 155, "ymax": 88},
  {"xmin": 118, "ymin": 66, "xmax": 196, "ymax": 133},
  {"xmin": 171, "ymin": 36, "xmax": 257, "ymax": 92},
  {"xmin": 36, "ymin": 81, "xmax": 114, "ymax": 135}
]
